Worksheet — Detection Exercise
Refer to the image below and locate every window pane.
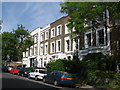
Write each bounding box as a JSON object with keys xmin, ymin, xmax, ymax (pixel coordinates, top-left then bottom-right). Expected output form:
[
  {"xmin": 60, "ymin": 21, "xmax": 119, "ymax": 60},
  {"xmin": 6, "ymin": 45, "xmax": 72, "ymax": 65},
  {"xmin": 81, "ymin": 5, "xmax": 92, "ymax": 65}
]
[
  {"xmin": 98, "ymin": 29, "xmax": 104, "ymax": 45},
  {"xmin": 58, "ymin": 41, "xmax": 61, "ymax": 51},
  {"xmin": 52, "ymin": 43, "xmax": 54, "ymax": 52},
  {"xmin": 66, "ymin": 40, "xmax": 70, "ymax": 51},
  {"xmin": 86, "ymin": 33, "xmax": 91, "ymax": 46},
  {"xmin": 58, "ymin": 26, "xmax": 61, "ymax": 35}
]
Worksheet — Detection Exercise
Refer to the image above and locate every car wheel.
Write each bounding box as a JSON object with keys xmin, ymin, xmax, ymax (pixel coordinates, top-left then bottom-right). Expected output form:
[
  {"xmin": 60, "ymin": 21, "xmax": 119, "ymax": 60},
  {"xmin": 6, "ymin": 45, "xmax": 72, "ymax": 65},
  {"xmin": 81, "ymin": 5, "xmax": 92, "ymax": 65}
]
[
  {"xmin": 22, "ymin": 74, "xmax": 24, "ymax": 77},
  {"xmin": 54, "ymin": 80, "xmax": 58, "ymax": 86},
  {"xmin": 43, "ymin": 78, "xmax": 46, "ymax": 83},
  {"xmin": 35, "ymin": 76, "xmax": 38, "ymax": 81}
]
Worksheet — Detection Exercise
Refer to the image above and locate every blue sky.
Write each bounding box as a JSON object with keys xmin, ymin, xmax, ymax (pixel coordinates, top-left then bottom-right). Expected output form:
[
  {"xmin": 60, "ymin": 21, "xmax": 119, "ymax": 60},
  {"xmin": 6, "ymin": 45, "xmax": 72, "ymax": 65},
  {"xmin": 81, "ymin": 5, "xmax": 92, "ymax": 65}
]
[{"xmin": 2, "ymin": 2, "xmax": 67, "ymax": 32}]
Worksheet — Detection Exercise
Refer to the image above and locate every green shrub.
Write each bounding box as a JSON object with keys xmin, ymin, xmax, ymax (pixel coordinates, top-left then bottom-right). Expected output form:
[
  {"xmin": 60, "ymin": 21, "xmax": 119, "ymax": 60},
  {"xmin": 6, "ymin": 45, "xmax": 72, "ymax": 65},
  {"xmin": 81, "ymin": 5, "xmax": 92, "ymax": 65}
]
[
  {"xmin": 46, "ymin": 59, "xmax": 65, "ymax": 72},
  {"xmin": 113, "ymin": 73, "xmax": 120, "ymax": 85},
  {"xmin": 17, "ymin": 64, "xmax": 22, "ymax": 67}
]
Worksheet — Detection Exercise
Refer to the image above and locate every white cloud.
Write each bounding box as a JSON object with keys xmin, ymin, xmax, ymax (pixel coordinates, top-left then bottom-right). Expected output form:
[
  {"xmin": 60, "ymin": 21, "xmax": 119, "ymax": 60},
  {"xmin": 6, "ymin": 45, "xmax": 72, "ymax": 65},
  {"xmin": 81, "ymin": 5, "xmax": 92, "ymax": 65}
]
[
  {"xmin": 2, "ymin": 2, "xmax": 66, "ymax": 32},
  {"xmin": 19, "ymin": 3, "xmax": 31, "ymax": 17}
]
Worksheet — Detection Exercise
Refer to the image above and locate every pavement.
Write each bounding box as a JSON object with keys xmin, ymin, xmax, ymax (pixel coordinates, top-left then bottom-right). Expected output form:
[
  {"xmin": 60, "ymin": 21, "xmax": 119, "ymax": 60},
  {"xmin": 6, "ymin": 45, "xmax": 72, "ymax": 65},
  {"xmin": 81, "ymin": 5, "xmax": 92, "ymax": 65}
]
[{"xmin": 1, "ymin": 72, "xmax": 117, "ymax": 90}]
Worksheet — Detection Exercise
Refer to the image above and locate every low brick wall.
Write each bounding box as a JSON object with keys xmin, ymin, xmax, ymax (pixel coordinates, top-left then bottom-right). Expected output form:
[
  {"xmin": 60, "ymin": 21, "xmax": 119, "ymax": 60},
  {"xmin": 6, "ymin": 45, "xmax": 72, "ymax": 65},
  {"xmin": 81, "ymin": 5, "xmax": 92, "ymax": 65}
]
[{"xmin": 7, "ymin": 62, "xmax": 22, "ymax": 67}]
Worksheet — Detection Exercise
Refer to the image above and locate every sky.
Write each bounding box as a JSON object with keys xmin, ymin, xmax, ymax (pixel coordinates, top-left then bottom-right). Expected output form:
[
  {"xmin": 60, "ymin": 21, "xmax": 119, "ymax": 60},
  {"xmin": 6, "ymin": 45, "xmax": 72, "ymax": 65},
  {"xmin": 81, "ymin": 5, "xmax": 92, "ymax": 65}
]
[{"xmin": 2, "ymin": 2, "xmax": 67, "ymax": 32}]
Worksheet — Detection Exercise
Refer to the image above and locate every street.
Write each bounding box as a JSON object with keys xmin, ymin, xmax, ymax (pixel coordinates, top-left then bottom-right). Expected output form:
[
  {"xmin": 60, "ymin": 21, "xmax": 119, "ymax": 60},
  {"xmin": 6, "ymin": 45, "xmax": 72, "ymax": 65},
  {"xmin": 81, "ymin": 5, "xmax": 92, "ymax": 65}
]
[{"xmin": 1, "ymin": 72, "xmax": 80, "ymax": 90}]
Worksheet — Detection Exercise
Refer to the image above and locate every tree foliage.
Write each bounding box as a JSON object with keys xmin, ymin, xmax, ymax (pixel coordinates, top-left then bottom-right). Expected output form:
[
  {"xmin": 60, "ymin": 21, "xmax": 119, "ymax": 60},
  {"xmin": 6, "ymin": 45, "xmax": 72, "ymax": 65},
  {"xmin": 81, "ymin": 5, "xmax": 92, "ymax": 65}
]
[
  {"xmin": 2, "ymin": 32, "xmax": 18, "ymax": 61},
  {"xmin": 46, "ymin": 53, "xmax": 119, "ymax": 87},
  {"xmin": 60, "ymin": 2, "xmax": 120, "ymax": 38},
  {"xmin": 0, "ymin": 20, "xmax": 2, "ymax": 31},
  {"xmin": 2, "ymin": 24, "xmax": 33, "ymax": 61},
  {"xmin": 12, "ymin": 24, "xmax": 34, "ymax": 61},
  {"xmin": 46, "ymin": 59, "xmax": 65, "ymax": 72}
]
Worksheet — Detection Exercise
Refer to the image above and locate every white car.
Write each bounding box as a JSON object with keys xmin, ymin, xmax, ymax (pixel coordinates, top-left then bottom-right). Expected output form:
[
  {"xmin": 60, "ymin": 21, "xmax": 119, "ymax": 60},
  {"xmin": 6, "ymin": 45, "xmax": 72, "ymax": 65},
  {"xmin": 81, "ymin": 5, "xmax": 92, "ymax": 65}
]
[{"xmin": 28, "ymin": 69, "xmax": 47, "ymax": 80}]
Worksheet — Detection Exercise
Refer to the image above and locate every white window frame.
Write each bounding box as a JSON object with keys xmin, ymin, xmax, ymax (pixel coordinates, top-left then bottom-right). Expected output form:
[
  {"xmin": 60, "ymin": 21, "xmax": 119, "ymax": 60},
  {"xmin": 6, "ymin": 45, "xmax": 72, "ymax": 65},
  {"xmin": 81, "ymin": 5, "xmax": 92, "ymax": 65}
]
[
  {"xmin": 65, "ymin": 23, "xmax": 70, "ymax": 34},
  {"xmin": 56, "ymin": 25, "xmax": 62, "ymax": 36},
  {"xmin": 34, "ymin": 46, "xmax": 37, "ymax": 55},
  {"xmin": 64, "ymin": 37, "xmax": 71, "ymax": 52},
  {"xmin": 84, "ymin": 30, "xmax": 92, "ymax": 48},
  {"xmin": 56, "ymin": 39, "xmax": 61, "ymax": 52},
  {"xmin": 96, "ymin": 27, "xmax": 105, "ymax": 46},
  {"xmin": 44, "ymin": 42, "xmax": 48, "ymax": 55},
  {"xmin": 40, "ymin": 46, "xmax": 43, "ymax": 55},
  {"xmin": 26, "ymin": 50, "xmax": 28, "ymax": 57},
  {"xmin": 41, "ymin": 33, "xmax": 44, "ymax": 42},
  {"xmin": 34, "ymin": 34, "xmax": 38, "ymax": 43},
  {"xmin": 23, "ymin": 52, "xmax": 25, "ymax": 57},
  {"xmin": 30, "ymin": 47, "xmax": 33, "ymax": 56},
  {"xmin": 50, "ymin": 41, "xmax": 55, "ymax": 53},
  {"xmin": 40, "ymin": 44, "xmax": 43, "ymax": 55},
  {"xmin": 51, "ymin": 27, "xmax": 55, "ymax": 38},
  {"xmin": 34, "ymin": 35, "xmax": 36, "ymax": 43},
  {"xmin": 73, "ymin": 38, "xmax": 79, "ymax": 51},
  {"xmin": 45, "ymin": 31, "xmax": 49, "ymax": 40}
]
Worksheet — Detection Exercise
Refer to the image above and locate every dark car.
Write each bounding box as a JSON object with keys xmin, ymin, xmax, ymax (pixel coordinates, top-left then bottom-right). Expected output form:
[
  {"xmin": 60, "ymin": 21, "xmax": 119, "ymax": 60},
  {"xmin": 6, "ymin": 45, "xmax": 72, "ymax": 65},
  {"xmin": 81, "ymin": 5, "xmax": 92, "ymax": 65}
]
[
  {"xmin": 2, "ymin": 66, "xmax": 14, "ymax": 72},
  {"xmin": 43, "ymin": 71, "xmax": 76, "ymax": 87},
  {"xmin": 18, "ymin": 68, "xmax": 33, "ymax": 77},
  {"xmin": 2, "ymin": 66, "xmax": 9, "ymax": 72}
]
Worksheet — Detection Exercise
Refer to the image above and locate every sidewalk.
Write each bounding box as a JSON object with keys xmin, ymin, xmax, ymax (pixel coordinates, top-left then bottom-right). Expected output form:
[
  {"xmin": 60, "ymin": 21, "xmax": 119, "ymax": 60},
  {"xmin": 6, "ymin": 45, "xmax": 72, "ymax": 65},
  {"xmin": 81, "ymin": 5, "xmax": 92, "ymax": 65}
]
[{"xmin": 75, "ymin": 84, "xmax": 115, "ymax": 90}]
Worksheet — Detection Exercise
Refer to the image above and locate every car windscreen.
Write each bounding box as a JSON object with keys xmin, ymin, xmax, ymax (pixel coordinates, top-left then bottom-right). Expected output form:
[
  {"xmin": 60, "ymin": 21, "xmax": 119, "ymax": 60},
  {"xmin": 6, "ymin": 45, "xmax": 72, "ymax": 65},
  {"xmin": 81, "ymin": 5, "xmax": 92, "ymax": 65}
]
[
  {"xmin": 16, "ymin": 68, "xmax": 22, "ymax": 70},
  {"xmin": 24, "ymin": 69, "xmax": 31, "ymax": 71},
  {"xmin": 39, "ymin": 70, "xmax": 47, "ymax": 74},
  {"xmin": 62, "ymin": 72, "xmax": 75, "ymax": 76}
]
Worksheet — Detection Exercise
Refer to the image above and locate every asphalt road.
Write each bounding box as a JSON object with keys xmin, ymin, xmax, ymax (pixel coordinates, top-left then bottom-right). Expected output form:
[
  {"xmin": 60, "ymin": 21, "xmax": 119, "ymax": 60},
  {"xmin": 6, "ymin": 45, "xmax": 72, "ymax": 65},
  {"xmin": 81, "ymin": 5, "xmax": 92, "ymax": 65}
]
[{"xmin": 1, "ymin": 72, "xmax": 80, "ymax": 90}]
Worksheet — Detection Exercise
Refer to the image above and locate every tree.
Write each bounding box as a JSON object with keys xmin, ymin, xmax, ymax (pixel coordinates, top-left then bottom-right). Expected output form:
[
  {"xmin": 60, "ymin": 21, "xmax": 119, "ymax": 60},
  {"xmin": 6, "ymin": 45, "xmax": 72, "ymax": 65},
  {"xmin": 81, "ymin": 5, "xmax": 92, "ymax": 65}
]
[
  {"xmin": 2, "ymin": 32, "xmax": 18, "ymax": 61},
  {"xmin": 0, "ymin": 20, "xmax": 2, "ymax": 32},
  {"xmin": 60, "ymin": 2, "xmax": 120, "ymax": 73},
  {"xmin": 2, "ymin": 24, "xmax": 33, "ymax": 62},
  {"xmin": 60, "ymin": 2, "xmax": 120, "ymax": 39},
  {"xmin": 12, "ymin": 24, "xmax": 34, "ymax": 61}
]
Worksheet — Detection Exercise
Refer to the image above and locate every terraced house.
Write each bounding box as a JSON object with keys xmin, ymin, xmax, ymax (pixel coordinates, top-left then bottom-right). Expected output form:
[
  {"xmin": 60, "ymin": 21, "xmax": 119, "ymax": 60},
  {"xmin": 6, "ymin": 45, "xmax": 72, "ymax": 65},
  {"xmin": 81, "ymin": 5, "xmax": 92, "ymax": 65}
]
[
  {"xmin": 22, "ymin": 16, "xmax": 79, "ymax": 68},
  {"xmin": 77, "ymin": 10, "xmax": 120, "ymax": 61},
  {"xmin": 22, "ymin": 12, "xmax": 120, "ymax": 68},
  {"xmin": 22, "ymin": 27, "xmax": 41, "ymax": 67}
]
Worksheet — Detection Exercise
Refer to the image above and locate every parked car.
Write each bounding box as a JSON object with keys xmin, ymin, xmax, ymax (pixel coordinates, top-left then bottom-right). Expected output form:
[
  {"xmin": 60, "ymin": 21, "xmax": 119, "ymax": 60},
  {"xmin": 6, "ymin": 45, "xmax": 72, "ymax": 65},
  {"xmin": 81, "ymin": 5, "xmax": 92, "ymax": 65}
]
[
  {"xmin": 18, "ymin": 68, "xmax": 33, "ymax": 77},
  {"xmin": 10, "ymin": 67, "xmax": 22, "ymax": 74},
  {"xmin": 2, "ymin": 66, "xmax": 14, "ymax": 72},
  {"xmin": 28, "ymin": 69, "xmax": 47, "ymax": 80},
  {"xmin": 2, "ymin": 66, "xmax": 9, "ymax": 72},
  {"xmin": 43, "ymin": 71, "xmax": 76, "ymax": 87},
  {"xmin": 7, "ymin": 66, "xmax": 14, "ymax": 72}
]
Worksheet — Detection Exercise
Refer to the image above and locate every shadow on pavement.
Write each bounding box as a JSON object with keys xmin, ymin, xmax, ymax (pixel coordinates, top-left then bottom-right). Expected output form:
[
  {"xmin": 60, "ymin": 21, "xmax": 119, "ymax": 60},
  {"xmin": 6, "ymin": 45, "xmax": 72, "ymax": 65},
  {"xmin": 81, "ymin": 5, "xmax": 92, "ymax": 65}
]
[{"xmin": 2, "ymin": 77, "xmax": 60, "ymax": 90}]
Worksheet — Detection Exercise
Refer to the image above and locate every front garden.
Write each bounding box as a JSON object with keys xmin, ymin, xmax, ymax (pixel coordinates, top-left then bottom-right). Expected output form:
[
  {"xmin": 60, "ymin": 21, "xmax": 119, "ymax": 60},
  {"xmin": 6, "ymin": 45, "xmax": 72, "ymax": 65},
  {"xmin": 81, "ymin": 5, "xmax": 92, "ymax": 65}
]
[{"xmin": 46, "ymin": 53, "xmax": 120, "ymax": 89}]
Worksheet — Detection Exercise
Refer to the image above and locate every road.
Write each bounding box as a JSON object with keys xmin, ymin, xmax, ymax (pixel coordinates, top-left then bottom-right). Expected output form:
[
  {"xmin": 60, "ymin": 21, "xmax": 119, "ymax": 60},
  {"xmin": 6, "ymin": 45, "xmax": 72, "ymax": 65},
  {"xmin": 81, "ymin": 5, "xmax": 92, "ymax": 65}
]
[{"xmin": 1, "ymin": 72, "xmax": 80, "ymax": 90}]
